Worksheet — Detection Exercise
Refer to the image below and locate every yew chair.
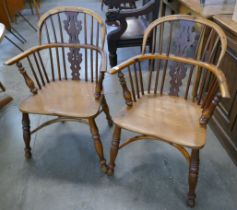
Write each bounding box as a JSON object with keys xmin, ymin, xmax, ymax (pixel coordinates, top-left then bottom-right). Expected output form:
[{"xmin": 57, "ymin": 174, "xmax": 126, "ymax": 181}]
[
  {"xmin": 5, "ymin": 7, "xmax": 113, "ymax": 174},
  {"xmin": 106, "ymin": 0, "xmax": 160, "ymax": 67},
  {"xmin": 107, "ymin": 16, "xmax": 229, "ymax": 207},
  {"xmin": 5, "ymin": 43, "xmax": 112, "ymax": 173}
]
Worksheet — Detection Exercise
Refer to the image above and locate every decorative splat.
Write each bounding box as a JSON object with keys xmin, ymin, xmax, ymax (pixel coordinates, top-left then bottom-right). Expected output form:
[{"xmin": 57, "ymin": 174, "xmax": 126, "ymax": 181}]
[
  {"xmin": 64, "ymin": 12, "xmax": 83, "ymax": 80},
  {"xmin": 169, "ymin": 21, "xmax": 198, "ymax": 96},
  {"xmin": 169, "ymin": 62, "xmax": 188, "ymax": 96}
]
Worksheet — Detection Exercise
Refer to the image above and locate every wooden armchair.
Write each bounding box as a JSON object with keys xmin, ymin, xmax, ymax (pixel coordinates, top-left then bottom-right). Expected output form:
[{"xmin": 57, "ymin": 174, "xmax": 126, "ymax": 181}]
[
  {"xmin": 106, "ymin": 0, "xmax": 160, "ymax": 67},
  {"xmin": 107, "ymin": 16, "xmax": 229, "ymax": 207},
  {"xmin": 5, "ymin": 43, "xmax": 112, "ymax": 173}
]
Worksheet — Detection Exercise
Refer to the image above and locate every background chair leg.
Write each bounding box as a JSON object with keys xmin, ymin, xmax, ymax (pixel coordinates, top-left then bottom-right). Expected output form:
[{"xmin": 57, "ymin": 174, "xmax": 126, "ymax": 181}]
[
  {"xmin": 22, "ymin": 113, "xmax": 32, "ymax": 159},
  {"xmin": 102, "ymin": 96, "xmax": 113, "ymax": 127},
  {"xmin": 187, "ymin": 149, "xmax": 200, "ymax": 207},
  {"xmin": 109, "ymin": 52, "xmax": 117, "ymax": 67},
  {"xmin": 88, "ymin": 118, "xmax": 107, "ymax": 173},
  {"xmin": 107, "ymin": 125, "xmax": 121, "ymax": 176}
]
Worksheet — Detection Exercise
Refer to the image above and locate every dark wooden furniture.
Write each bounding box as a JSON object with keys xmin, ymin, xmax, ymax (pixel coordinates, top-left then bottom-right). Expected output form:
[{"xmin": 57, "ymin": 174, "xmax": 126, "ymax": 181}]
[
  {"xmin": 5, "ymin": 7, "xmax": 113, "ymax": 173},
  {"xmin": 107, "ymin": 15, "xmax": 229, "ymax": 207},
  {"xmin": 103, "ymin": 0, "xmax": 137, "ymax": 9},
  {"xmin": 106, "ymin": 0, "xmax": 160, "ymax": 67},
  {"xmin": 0, "ymin": 0, "xmax": 37, "ymax": 51},
  {"xmin": 161, "ymin": 0, "xmax": 237, "ymax": 166},
  {"xmin": 0, "ymin": 23, "xmax": 13, "ymax": 109}
]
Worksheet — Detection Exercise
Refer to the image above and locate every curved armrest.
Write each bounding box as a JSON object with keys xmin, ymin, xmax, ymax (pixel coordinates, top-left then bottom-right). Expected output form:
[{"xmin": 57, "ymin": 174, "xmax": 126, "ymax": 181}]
[
  {"xmin": 5, "ymin": 43, "xmax": 107, "ymax": 73},
  {"xmin": 5, "ymin": 43, "xmax": 107, "ymax": 97},
  {"xmin": 106, "ymin": 0, "xmax": 157, "ymax": 22},
  {"xmin": 110, "ymin": 53, "xmax": 230, "ymax": 98}
]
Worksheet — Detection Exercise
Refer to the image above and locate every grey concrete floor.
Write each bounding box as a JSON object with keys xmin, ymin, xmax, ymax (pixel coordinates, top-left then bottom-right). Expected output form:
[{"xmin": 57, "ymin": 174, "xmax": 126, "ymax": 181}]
[{"xmin": 0, "ymin": 1, "xmax": 237, "ymax": 210}]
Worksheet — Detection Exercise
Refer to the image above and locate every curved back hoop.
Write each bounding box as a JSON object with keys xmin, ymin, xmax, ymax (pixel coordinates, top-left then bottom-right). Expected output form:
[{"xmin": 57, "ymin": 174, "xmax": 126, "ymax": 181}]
[
  {"xmin": 142, "ymin": 15, "xmax": 227, "ymax": 67},
  {"xmin": 38, "ymin": 6, "xmax": 106, "ymax": 49}
]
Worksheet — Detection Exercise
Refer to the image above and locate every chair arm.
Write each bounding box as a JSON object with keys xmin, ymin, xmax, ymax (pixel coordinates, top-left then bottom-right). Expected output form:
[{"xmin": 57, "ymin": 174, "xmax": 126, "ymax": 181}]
[
  {"xmin": 110, "ymin": 53, "xmax": 230, "ymax": 98},
  {"xmin": 5, "ymin": 43, "xmax": 107, "ymax": 72},
  {"xmin": 5, "ymin": 44, "xmax": 107, "ymax": 96},
  {"xmin": 104, "ymin": 0, "xmax": 138, "ymax": 9},
  {"xmin": 109, "ymin": 0, "xmax": 157, "ymax": 19},
  {"xmin": 106, "ymin": 0, "xmax": 158, "ymax": 41}
]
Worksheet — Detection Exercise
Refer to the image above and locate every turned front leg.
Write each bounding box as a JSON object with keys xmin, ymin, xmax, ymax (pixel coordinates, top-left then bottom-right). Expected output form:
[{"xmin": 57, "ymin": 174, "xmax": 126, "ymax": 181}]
[
  {"xmin": 107, "ymin": 125, "xmax": 121, "ymax": 176},
  {"xmin": 101, "ymin": 96, "xmax": 113, "ymax": 127},
  {"xmin": 187, "ymin": 149, "xmax": 200, "ymax": 207},
  {"xmin": 88, "ymin": 118, "xmax": 107, "ymax": 173},
  {"xmin": 22, "ymin": 113, "xmax": 32, "ymax": 159}
]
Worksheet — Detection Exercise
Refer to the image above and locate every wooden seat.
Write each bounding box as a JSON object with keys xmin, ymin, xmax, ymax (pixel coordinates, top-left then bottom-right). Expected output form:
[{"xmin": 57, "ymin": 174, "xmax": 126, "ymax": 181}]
[
  {"xmin": 114, "ymin": 95, "xmax": 206, "ymax": 148},
  {"xmin": 20, "ymin": 80, "xmax": 101, "ymax": 118},
  {"xmin": 107, "ymin": 14, "xmax": 229, "ymax": 208}
]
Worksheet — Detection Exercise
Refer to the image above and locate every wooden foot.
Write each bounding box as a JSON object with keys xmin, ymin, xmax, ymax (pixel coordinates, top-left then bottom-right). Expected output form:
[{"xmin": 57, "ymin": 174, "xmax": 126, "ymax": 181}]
[
  {"xmin": 22, "ymin": 113, "xmax": 32, "ymax": 159},
  {"xmin": 187, "ymin": 149, "xmax": 200, "ymax": 207},
  {"xmin": 88, "ymin": 118, "xmax": 107, "ymax": 173},
  {"xmin": 102, "ymin": 96, "xmax": 113, "ymax": 127},
  {"xmin": 108, "ymin": 125, "xmax": 121, "ymax": 176}
]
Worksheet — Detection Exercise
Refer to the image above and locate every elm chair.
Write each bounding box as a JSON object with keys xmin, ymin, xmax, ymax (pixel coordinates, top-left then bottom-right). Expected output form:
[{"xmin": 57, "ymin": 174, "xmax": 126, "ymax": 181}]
[
  {"xmin": 106, "ymin": 0, "xmax": 160, "ymax": 67},
  {"xmin": 5, "ymin": 7, "xmax": 113, "ymax": 173},
  {"xmin": 107, "ymin": 15, "xmax": 229, "ymax": 207}
]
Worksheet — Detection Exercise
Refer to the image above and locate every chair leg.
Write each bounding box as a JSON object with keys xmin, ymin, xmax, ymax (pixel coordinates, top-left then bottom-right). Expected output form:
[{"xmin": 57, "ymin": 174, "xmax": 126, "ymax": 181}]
[
  {"xmin": 109, "ymin": 52, "xmax": 117, "ymax": 67},
  {"xmin": 22, "ymin": 113, "xmax": 32, "ymax": 159},
  {"xmin": 102, "ymin": 96, "xmax": 113, "ymax": 127},
  {"xmin": 88, "ymin": 118, "xmax": 107, "ymax": 173},
  {"xmin": 187, "ymin": 149, "xmax": 200, "ymax": 207},
  {"xmin": 107, "ymin": 125, "xmax": 121, "ymax": 176}
]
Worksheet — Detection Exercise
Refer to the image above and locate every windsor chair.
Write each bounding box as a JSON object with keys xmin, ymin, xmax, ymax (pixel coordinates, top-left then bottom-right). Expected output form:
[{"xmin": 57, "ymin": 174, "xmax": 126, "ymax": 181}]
[
  {"xmin": 5, "ymin": 7, "xmax": 113, "ymax": 173},
  {"xmin": 107, "ymin": 15, "xmax": 229, "ymax": 207},
  {"xmin": 106, "ymin": 0, "xmax": 160, "ymax": 67}
]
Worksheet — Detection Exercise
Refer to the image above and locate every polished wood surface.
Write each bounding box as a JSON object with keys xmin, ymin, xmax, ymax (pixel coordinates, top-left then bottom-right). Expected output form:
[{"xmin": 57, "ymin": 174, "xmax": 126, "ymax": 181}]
[
  {"xmin": 114, "ymin": 95, "xmax": 206, "ymax": 148},
  {"xmin": 178, "ymin": 0, "xmax": 234, "ymax": 17},
  {"xmin": 0, "ymin": 0, "xmax": 11, "ymax": 29},
  {"xmin": 6, "ymin": 0, "xmax": 24, "ymax": 20},
  {"xmin": 213, "ymin": 14, "xmax": 237, "ymax": 36},
  {"xmin": 0, "ymin": 0, "xmax": 25, "ymax": 29},
  {"xmin": 20, "ymin": 80, "xmax": 101, "ymax": 118}
]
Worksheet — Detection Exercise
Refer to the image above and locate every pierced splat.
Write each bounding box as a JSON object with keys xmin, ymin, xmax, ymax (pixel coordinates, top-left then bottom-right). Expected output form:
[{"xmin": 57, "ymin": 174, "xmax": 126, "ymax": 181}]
[
  {"xmin": 169, "ymin": 21, "xmax": 198, "ymax": 96},
  {"xmin": 169, "ymin": 62, "xmax": 188, "ymax": 96},
  {"xmin": 64, "ymin": 12, "xmax": 83, "ymax": 80}
]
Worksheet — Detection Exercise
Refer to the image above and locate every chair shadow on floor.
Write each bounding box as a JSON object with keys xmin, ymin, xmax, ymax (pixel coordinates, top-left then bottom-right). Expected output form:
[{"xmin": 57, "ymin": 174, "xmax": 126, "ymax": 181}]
[{"xmin": 24, "ymin": 122, "xmax": 111, "ymax": 184}]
